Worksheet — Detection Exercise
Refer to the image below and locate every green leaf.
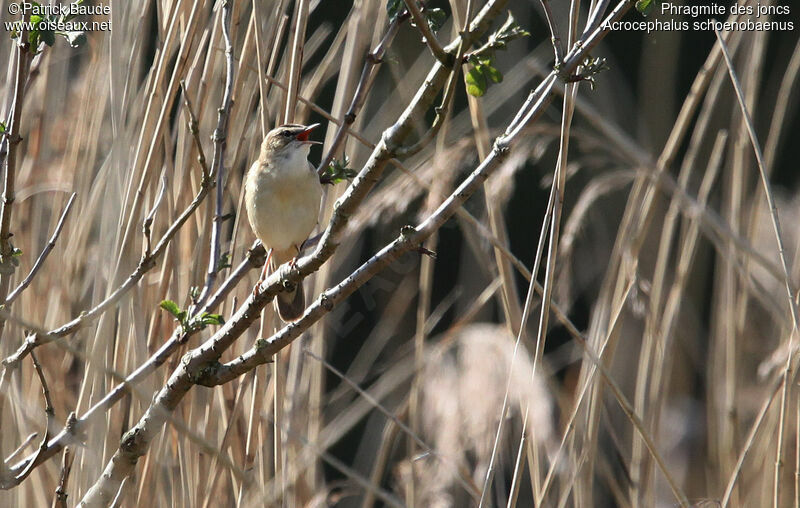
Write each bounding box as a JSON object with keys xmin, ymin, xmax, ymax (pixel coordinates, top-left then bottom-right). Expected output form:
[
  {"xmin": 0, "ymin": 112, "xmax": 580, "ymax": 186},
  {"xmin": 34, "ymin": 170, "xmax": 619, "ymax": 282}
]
[
  {"xmin": 28, "ymin": 14, "xmax": 43, "ymax": 47},
  {"xmin": 159, "ymin": 300, "xmax": 182, "ymax": 319},
  {"xmin": 322, "ymin": 155, "xmax": 357, "ymax": 184},
  {"xmin": 59, "ymin": 30, "xmax": 86, "ymax": 48},
  {"xmin": 217, "ymin": 251, "xmax": 231, "ymax": 271},
  {"xmin": 199, "ymin": 312, "xmax": 225, "ymax": 326},
  {"xmin": 0, "ymin": 122, "xmax": 5, "ymax": 134},
  {"xmin": 387, "ymin": 0, "xmax": 404, "ymax": 23},
  {"xmin": 425, "ymin": 8, "xmax": 446, "ymax": 33},
  {"xmin": 28, "ymin": 9, "xmax": 55, "ymax": 49},
  {"xmin": 636, "ymin": 0, "xmax": 655, "ymax": 16},
  {"xmin": 11, "ymin": 248, "xmax": 22, "ymax": 258},
  {"xmin": 483, "ymin": 64, "xmax": 503, "ymax": 83},
  {"xmin": 466, "ymin": 66, "xmax": 487, "ymax": 97},
  {"xmin": 495, "ymin": 11, "xmax": 531, "ymax": 45},
  {"xmin": 40, "ymin": 28, "xmax": 55, "ymax": 47}
]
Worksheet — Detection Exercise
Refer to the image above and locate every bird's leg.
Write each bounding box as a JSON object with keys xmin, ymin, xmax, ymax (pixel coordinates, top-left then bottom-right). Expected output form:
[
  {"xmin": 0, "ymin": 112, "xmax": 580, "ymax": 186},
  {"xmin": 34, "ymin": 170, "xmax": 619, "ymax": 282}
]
[
  {"xmin": 289, "ymin": 244, "xmax": 301, "ymax": 270},
  {"xmin": 254, "ymin": 248, "xmax": 273, "ymax": 297}
]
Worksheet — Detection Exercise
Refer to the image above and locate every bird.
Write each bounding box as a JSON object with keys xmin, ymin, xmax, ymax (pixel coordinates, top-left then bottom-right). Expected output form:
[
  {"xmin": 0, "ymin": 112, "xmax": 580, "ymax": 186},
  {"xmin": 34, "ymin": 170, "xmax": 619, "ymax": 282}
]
[{"xmin": 245, "ymin": 123, "xmax": 323, "ymax": 321}]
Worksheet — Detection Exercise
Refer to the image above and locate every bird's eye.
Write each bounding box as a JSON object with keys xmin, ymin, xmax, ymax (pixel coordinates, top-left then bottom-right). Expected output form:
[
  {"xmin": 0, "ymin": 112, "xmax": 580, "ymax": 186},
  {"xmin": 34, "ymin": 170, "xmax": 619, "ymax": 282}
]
[{"xmin": 282, "ymin": 131, "xmax": 292, "ymax": 138}]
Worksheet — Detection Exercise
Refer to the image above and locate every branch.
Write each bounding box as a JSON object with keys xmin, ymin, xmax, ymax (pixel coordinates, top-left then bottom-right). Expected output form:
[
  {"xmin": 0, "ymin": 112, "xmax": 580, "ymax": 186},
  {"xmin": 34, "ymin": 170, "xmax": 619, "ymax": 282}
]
[
  {"xmin": 0, "ymin": 23, "xmax": 33, "ymax": 270},
  {"xmin": 0, "ymin": 16, "xmax": 34, "ymax": 350},
  {"xmin": 80, "ymin": 0, "xmax": 640, "ymax": 502},
  {"xmin": 179, "ymin": 80, "xmax": 209, "ymax": 179},
  {"xmin": 539, "ymin": 0, "xmax": 564, "ymax": 66},
  {"xmin": 81, "ymin": 71, "xmax": 551, "ymax": 505},
  {"xmin": 4, "ymin": 193, "xmax": 76, "ymax": 305},
  {"xmin": 52, "ymin": 448, "xmax": 72, "ymax": 508},
  {"xmin": 14, "ymin": 351, "xmax": 55, "ymax": 484},
  {"xmin": 76, "ymin": 2, "xmax": 514, "ymax": 503},
  {"xmin": 142, "ymin": 177, "xmax": 166, "ymax": 258},
  {"xmin": 316, "ymin": 10, "xmax": 406, "ymax": 174},
  {"xmin": 5, "ymin": 242, "xmax": 265, "ymax": 483},
  {"xmin": 2, "ymin": 163, "xmax": 216, "ymax": 370},
  {"xmin": 403, "ymin": 0, "xmax": 450, "ymax": 65},
  {"xmin": 394, "ymin": 14, "xmax": 466, "ymax": 159},
  {"xmin": 203, "ymin": 76, "xmax": 553, "ymax": 385},
  {"xmin": 195, "ymin": 1, "xmax": 235, "ymax": 308}
]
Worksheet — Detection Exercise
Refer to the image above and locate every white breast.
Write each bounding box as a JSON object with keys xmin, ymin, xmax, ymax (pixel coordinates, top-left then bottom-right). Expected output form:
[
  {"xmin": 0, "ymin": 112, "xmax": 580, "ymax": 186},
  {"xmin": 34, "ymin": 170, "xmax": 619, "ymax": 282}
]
[{"xmin": 245, "ymin": 150, "xmax": 323, "ymax": 253}]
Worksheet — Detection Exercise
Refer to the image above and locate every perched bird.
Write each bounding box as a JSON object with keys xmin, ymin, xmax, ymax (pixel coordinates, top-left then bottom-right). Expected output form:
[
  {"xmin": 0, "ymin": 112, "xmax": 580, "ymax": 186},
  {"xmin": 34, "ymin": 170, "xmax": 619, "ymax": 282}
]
[{"xmin": 245, "ymin": 123, "xmax": 323, "ymax": 321}]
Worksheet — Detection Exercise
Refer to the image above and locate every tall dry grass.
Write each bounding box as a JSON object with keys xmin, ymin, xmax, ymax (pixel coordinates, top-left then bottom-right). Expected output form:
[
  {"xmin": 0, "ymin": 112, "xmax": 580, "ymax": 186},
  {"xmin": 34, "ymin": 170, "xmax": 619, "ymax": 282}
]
[{"xmin": 0, "ymin": 0, "xmax": 797, "ymax": 506}]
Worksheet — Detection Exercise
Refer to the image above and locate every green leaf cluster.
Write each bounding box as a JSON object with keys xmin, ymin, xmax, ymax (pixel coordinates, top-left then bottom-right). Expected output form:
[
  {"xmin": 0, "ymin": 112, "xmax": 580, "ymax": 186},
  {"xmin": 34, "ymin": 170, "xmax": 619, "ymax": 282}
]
[
  {"xmin": 387, "ymin": 1, "xmax": 447, "ymax": 33},
  {"xmin": 465, "ymin": 12, "xmax": 529, "ymax": 98},
  {"xmin": 160, "ymin": 300, "xmax": 225, "ymax": 333},
  {"xmin": 424, "ymin": 8, "xmax": 446, "ymax": 33},
  {"xmin": 577, "ymin": 55, "xmax": 609, "ymax": 90},
  {"xmin": 321, "ymin": 155, "xmax": 357, "ymax": 185},
  {"xmin": 465, "ymin": 56, "xmax": 503, "ymax": 97},
  {"xmin": 217, "ymin": 251, "xmax": 231, "ymax": 271},
  {"xmin": 11, "ymin": 0, "xmax": 87, "ymax": 52},
  {"xmin": 493, "ymin": 11, "xmax": 531, "ymax": 49}
]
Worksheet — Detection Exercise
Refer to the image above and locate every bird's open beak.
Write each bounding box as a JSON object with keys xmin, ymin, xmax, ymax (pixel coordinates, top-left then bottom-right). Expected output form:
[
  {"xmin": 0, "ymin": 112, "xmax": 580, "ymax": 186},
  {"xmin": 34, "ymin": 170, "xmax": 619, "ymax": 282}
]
[{"xmin": 296, "ymin": 123, "xmax": 322, "ymax": 144}]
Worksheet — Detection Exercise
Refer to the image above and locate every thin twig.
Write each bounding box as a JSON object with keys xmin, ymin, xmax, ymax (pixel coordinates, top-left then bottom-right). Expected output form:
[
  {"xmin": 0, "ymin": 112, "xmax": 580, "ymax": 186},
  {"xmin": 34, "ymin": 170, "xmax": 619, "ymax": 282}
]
[
  {"xmin": 0, "ymin": 14, "xmax": 34, "ymax": 354},
  {"xmin": 5, "ymin": 432, "xmax": 36, "ymax": 463},
  {"xmin": 403, "ymin": 0, "xmax": 450, "ymax": 65},
  {"xmin": 0, "ymin": 22, "xmax": 32, "ymax": 268},
  {"xmin": 196, "ymin": 0, "xmax": 236, "ymax": 308},
  {"xmin": 30, "ymin": 351, "xmax": 54, "ymax": 419},
  {"xmin": 2, "ymin": 164, "xmax": 216, "ymax": 370},
  {"xmin": 316, "ymin": 11, "xmax": 406, "ymax": 174},
  {"xmin": 5, "ymin": 243, "xmax": 264, "ymax": 482},
  {"xmin": 394, "ymin": 18, "xmax": 464, "ymax": 159},
  {"xmin": 76, "ymin": 1, "xmax": 626, "ymax": 501},
  {"xmin": 179, "ymin": 80, "xmax": 210, "ymax": 179},
  {"xmin": 4, "ymin": 192, "xmax": 77, "ymax": 305},
  {"xmin": 142, "ymin": 177, "xmax": 166, "ymax": 258},
  {"xmin": 52, "ymin": 448, "xmax": 73, "ymax": 508},
  {"xmin": 16, "ymin": 351, "xmax": 55, "ymax": 484},
  {"xmin": 539, "ymin": 0, "xmax": 564, "ymax": 65}
]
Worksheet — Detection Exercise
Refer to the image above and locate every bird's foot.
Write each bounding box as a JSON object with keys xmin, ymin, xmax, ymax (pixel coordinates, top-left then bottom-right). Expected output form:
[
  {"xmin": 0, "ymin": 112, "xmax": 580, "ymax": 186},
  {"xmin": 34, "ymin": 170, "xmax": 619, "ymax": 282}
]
[{"xmin": 254, "ymin": 249, "xmax": 273, "ymax": 298}]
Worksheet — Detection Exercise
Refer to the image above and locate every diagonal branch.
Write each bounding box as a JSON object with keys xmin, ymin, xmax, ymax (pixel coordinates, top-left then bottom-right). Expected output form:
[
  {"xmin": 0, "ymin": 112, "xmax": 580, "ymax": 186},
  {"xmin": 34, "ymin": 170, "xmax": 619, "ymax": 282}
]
[
  {"xmin": 76, "ymin": 1, "xmax": 515, "ymax": 503},
  {"xmin": 75, "ymin": 0, "xmax": 634, "ymax": 503},
  {"xmin": 403, "ymin": 0, "xmax": 450, "ymax": 65},
  {"xmin": 4, "ymin": 193, "xmax": 76, "ymax": 305},
  {"xmin": 4, "ymin": 242, "xmax": 265, "ymax": 484},
  {"xmin": 316, "ymin": 10, "xmax": 407, "ymax": 174},
  {"xmin": 2, "ymin": 164, "xmax": 216, "ymax": 370}
]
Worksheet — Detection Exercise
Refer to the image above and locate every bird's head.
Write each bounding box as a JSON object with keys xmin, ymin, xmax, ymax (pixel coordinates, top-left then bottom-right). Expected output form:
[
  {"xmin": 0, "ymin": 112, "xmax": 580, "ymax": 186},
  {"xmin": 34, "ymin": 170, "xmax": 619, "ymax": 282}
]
[{"xmin": 261, "ymin": 123, "xmax": 321, "ymax": 160}]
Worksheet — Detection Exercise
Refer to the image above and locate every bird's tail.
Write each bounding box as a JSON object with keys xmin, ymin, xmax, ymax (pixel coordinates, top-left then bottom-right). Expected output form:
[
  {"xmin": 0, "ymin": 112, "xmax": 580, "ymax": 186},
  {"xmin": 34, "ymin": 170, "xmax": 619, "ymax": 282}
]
[{"xmin": 270, "ymin": 248, "xmax": 305, "ymax": 322}]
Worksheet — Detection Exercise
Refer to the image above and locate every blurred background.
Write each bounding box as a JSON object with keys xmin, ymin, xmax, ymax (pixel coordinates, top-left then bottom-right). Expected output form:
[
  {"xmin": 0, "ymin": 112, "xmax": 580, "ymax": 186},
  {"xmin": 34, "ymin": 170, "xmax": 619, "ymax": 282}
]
[{"xmin": 0, "ymin": 0, "xmax": 799, "ymax": 506}]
